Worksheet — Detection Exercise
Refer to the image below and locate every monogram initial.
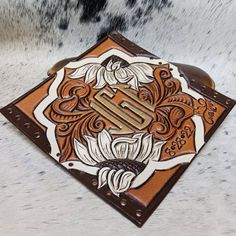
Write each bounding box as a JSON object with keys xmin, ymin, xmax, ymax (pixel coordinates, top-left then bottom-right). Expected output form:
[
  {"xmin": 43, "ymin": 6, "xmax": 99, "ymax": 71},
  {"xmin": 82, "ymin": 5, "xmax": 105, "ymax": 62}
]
[{"xmin": 90, "ymin": 84, "xmax": 155, "ymax": 134}]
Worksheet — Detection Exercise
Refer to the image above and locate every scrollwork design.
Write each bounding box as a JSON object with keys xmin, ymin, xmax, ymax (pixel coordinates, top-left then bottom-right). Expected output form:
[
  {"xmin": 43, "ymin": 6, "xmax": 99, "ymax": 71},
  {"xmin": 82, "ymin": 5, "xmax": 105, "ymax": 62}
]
[
  {"xmin": 143, "ymin": 65, "xmax": 194, "ymax": 141},
  {"xmin": 48, "ymin": 78, "xmax": 105, "ymax": 161},
  {"xmin": 47, "ymin": 63, "xmax": 196, "ymax": 162}
]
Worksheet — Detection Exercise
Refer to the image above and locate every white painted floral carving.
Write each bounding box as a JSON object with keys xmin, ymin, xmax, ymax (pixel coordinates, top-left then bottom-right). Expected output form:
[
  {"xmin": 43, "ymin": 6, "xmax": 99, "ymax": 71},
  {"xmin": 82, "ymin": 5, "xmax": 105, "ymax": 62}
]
[
  {"xmin": 74, "ymin": 129, "xmax": 165, "ymax": 196},
  {"xmin": 69, "ymin": 59, "xmax": 154, "ymax": 90}
]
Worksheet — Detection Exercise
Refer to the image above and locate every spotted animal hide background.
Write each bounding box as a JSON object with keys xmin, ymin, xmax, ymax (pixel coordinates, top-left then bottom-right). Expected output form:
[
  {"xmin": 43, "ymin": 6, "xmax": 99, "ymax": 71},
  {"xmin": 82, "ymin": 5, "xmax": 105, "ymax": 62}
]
[{"xmin": 0, "ymin": 0, "xmax": 235, "ymax": 235}]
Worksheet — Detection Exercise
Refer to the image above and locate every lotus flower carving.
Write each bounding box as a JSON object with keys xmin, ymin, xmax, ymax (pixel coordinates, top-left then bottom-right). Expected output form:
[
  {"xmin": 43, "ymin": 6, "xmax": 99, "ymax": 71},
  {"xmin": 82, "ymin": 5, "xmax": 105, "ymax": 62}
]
[
  {"xmin": 69, "ymin": 59, "xmax": 154, "ymax": 90},
  {"xmin": 74, "ymin": 129, "xmax": 165, "ymax": 196}
]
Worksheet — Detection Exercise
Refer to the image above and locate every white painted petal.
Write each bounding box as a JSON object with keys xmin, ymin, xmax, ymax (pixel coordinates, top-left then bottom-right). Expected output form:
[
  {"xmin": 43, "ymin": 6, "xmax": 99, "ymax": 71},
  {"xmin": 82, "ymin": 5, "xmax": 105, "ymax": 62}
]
[
  {"xmin": 108, "ymin": 171, "xmax": 136, "ymax": 196},
  {"xmin": 97, "ymin": 167, "xmax": 110, "ymax": 189},
  {"xmin": 128, "ymin": 133, "xmax": 144, "ymax": 160},
  {"xmin": 135, "ymin": 134, "xmax": 153, "ymax": 163},
  {"xmin": 129, "ymin": 63, "xmax": 153, "ymax": 83},
  {"xmin": 128, "ymin": 77, "xmax": 139, "ymax": 90},
  {"xmin": 98, "ymin": 129, "xmax": 115, "ymax": 160},
  {"xmin": 112, "ymin": 137, "xmax": 137, "ymax": 145},
  {"xmin": 69, "ymin": 64, "xmax": 94, "ymax": 79},
  {"xmin": 104, "ymin": 70, "xmax": 117, "ymax": 85},
  {"xmin": 85, "ymin": 64, "xmax": 101, "ymax": 84},
  {"xmin": 107, "ymin": 169, "xmax": 117, "ymax": 195},
  {"xmin": 111, "ymin": 137, "xmax": 137, "ymax": 159},
  {"xmin": 145, "ymin": 141, "xmax": 166, "ymax": 164},
  {"xmin": 106, "ymin": 60, "xmax": 113, "ymax": 71},
  {"xmin": 93, "ymin": 67, "xmax": 106, "ymax": 89},
  {"xmin": 107, "ymin": 169, "xmax": 136, "ymax": 196},
  {"xmin": 74, "ymin": 139, "xmax": 97, "ymax": 166},
  {"xmin": 133, "ymin": 63, "xmax": 153, "ymax": 77},
  {"xmin": 85, "ymin": 136, "xmax": 106, "ymax": 163},
  {"xmin": 112, "ymin": 169, "xmax": 125, "ymax": 191},
  {"xmin": 112, "ymin": 143, "xmax": 129, "ymax": 159},
  {"xmin": 117, "ymin": 171, "xmax": 136, "ymax": 192},
  {"xmin": 111, "ymin": 61, "xmax": 121, "ymax": 70},
  {"xmin": 115, "ymin": 68, "xmax": 133, "ymax": 83}
]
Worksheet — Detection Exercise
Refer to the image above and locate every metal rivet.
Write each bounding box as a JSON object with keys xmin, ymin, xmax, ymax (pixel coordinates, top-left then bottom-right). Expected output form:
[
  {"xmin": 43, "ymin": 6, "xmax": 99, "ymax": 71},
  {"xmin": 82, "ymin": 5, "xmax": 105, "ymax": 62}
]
[
  {"xmin": 120, "ymin": 199, "xmax": 127, "ymax": 206},
  {"xmin": 158, "ymin": 62, "xmax": 162, "ymax": 65},
  {"xmin": 68, "ymin": 162, "xmax": 74, "ymax": 167},
  {"xmin": 106, "ymin": 191, "xmax": 112, "ymax": 196},
  {"xmin": 56, "ymin": 153, "xmax": 61, "ymax": 157},
  {"xmin": 136, "ymin": 209, "xmax": 142, "ymax": 217}
]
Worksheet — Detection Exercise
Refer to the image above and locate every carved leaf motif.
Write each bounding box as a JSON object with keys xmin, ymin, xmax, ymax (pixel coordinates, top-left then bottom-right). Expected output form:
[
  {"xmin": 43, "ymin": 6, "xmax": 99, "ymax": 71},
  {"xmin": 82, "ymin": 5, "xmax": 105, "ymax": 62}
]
[
  {"xmin": 145, "ymin": 65, "xmax": 194, "ymax": 141},
  {"xmin": 48, "ymin": 78, "xmax": 106, "ymax": 161},
  {"xmin": 169, "ymin": 107, "xmax": 185, "ymax": 127},
  {"xmin": 59, "ymin": 95, "xmax": 78, "ymax": 111}
]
